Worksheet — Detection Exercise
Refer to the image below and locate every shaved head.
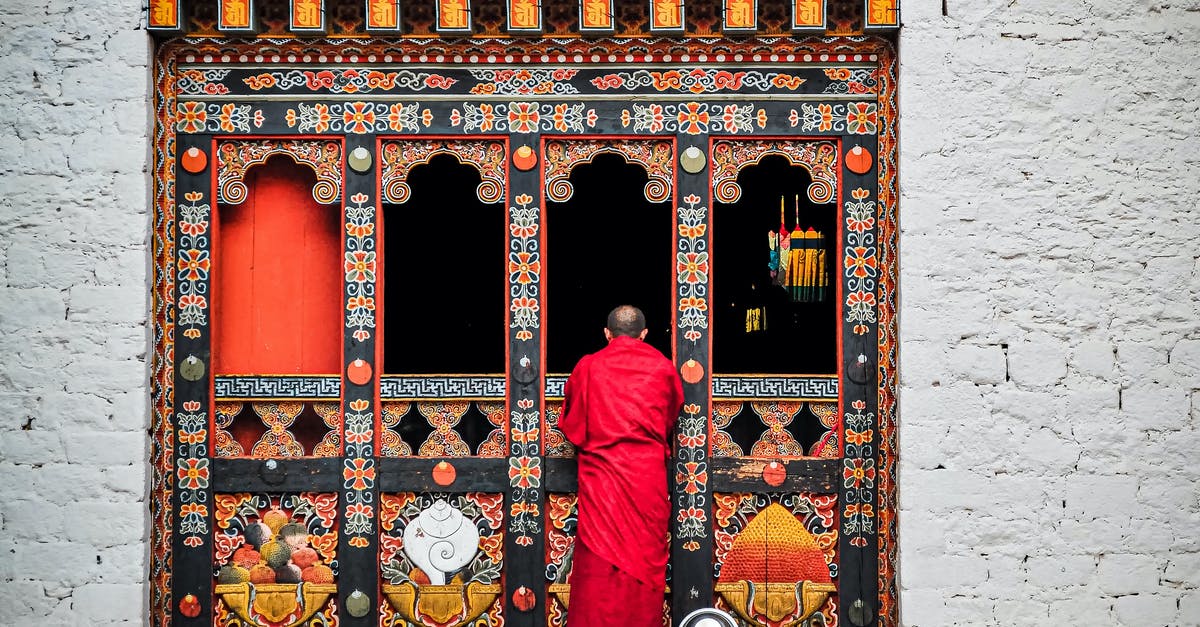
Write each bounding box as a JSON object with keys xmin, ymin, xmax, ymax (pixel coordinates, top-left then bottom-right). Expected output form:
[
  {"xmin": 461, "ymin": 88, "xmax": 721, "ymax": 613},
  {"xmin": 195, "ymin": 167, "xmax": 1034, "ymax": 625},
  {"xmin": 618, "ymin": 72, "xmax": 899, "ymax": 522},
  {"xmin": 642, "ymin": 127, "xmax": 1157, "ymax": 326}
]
[{"xmin": 606, "ymin": 305, "xmax": 646, "ymax": 338}]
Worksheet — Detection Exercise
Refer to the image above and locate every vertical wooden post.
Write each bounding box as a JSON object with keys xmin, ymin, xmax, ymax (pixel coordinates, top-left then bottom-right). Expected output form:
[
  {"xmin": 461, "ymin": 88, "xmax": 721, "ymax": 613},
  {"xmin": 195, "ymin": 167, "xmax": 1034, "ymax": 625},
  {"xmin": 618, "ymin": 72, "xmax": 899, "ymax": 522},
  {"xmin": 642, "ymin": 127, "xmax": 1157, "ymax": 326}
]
[
  {"xmin": 506, "ymin": 136, "xmax": 545, "ymax": 627},
  {"xmin": 671, "ymin": 135, "xmax": 713, "ymax": 617},
  {"xmin": 340, "ymin": 135, "xmax": 379, "ymax": 625}
]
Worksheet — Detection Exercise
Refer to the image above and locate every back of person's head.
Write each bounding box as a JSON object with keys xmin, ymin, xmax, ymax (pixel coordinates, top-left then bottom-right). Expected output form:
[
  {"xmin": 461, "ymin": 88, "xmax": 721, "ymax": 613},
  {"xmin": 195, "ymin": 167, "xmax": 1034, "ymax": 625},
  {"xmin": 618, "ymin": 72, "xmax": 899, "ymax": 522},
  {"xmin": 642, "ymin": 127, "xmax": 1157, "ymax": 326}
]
[{"xmin": 606, "ymin": 305, "xmax": 646, "ymax": 337}]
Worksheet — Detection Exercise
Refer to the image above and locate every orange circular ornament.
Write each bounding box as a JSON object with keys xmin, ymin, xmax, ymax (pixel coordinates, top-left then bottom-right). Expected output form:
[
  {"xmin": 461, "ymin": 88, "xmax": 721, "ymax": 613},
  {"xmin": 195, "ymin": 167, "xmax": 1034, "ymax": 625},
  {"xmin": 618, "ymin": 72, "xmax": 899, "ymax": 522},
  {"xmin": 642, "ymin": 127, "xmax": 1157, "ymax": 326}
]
[
  {"xmin": 513, "ymin": 145, "xmax": 537, "ymax": 171},
  {"xmin": 347, "ymin": 359, "xmax": 372, "ymax": 386},
  {"xmin": 432, "ymin": 461, "xmax": 456, "ymax": 486},
  {"xmin": 181, "ymin": 146, "xmax": 207, "ymax": 173},
  {"xmin": 179, "ymin": 593, "xmax": 201, "ymax": 618},
  {"xmin": 512, "ymin": 586, "xmax": 536, "ymax": 611},
  {"xmin": 845, "ymin": 145, "xmax": 873, "ymax": 174},
  {"xmin": 762, "ymin": 460, "xmax": 786, "ymax": 487},
  {"xmin": 680, "ymin": 359, "xmax": 704, "ymax": 384}
]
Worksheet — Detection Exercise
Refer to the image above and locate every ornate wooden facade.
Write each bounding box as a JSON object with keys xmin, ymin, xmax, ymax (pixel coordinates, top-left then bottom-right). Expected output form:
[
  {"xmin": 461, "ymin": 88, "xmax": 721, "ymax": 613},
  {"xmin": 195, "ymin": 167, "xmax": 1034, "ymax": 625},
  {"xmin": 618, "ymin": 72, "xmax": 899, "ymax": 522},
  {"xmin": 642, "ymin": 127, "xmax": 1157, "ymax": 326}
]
[{"xmin": 150, "ymin": 2, "xmax": 898, "ymax": 626}]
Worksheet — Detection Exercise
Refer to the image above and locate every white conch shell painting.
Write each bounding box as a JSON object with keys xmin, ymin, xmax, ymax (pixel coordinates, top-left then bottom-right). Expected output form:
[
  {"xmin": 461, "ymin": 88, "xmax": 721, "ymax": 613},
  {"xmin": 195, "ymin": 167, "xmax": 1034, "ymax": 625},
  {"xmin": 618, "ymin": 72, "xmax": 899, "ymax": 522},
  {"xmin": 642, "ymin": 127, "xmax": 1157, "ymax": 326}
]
[{"xmin": 402, "ymin": 498, "xmax": 480, "ymax": 585}]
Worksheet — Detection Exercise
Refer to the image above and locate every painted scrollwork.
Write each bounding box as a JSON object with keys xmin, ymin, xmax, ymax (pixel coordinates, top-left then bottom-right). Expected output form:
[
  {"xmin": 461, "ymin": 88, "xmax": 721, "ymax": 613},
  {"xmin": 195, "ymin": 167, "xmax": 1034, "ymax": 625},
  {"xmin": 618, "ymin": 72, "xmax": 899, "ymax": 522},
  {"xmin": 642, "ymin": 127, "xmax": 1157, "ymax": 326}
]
[
  {"xmin": 711, "ymin": 140, "xmax": 838, "ymax": 205},
  {"xmin": 543, "ymin": 139, "xmax": 674, "ymax": 203},
  {"xmin": 216, "ymin": 139, "xmax": 342, "ymax": 205},
  {"xmin": 380, "ymin": 139, "xmax": 506, "ymax": 204}
]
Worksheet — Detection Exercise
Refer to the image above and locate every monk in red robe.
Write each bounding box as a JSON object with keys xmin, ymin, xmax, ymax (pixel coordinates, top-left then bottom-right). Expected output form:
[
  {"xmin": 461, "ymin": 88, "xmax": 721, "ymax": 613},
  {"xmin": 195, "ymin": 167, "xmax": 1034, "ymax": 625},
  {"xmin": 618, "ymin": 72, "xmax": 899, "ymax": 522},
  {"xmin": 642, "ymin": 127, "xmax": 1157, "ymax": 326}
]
[{"xmin": 560, "ymin": 305, "xmax": 684, "ymax": 627}]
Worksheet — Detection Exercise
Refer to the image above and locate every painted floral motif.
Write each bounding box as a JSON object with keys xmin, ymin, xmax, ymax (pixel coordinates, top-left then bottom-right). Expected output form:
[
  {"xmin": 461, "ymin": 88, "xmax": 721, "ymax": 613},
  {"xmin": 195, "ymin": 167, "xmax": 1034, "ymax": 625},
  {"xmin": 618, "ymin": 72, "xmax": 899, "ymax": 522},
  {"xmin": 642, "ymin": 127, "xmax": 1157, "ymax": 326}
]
[
  {"xmin": 175, "ymin": 399, "xmax": 210, "ymax": 546},
  {"xmin": 452, "ymin": 102, "xmax": 597, "ymax": 133},
  {"xmin": 415, "ymin": 402, "xmax": 472, "ymax": 457},
  {"xmin": 176, "ymin": 191, "xmax": 210, "ymax": 340},
  {"xmin": 621, "ymin": 102, "xmax": 768, "ymax": 134},
  {"xmin": 846, "ymin": 102, "xmax": 878, "ymax": 134},
  {"xmin": 674, "ymin": 403, "xmax": 708, "ymax": 551},
  {"xmin": 677, "ymin": 194, "xmax": 709, "ymax": 344},
  {"xmin": 508, "ymin": 101, "xmax": 540, "ymax": 133},
  {"xmin": 345, "ymin": 192, "xmax": 377, "ymax": 342},
  {"xmin": 592, "ymin": 69, "xmax": 806, "ymax": 93},
  {"xmin": 509, "ymin": 193, "xmax": 541, "ymax": 342},
  {"xmin": 794, "ymin": 102, "xmax": 839, "ymax": 132},
  {"xmin": 176, "ymin": 102, "xmax": 207, "ymax": 133},
  {"xmin": 287, "ymin": 101, "xmax": 431, "ymax": 134},
  {"xmin": 241, "ymin": 69, "xmax": 458, "ymax": 93},
  {"xmin": 748, "ymin": 401, "xmax": 806, "ymax": 457},
  {"xmin": 710, "ymin": 402, "xmax": 744, "ymax": 458},
  {"xmin": 344, "ymin": 398, "xmax": 376, "ymax": 545},
  {"xmin": 845, "ymin": 188, "xmax": 878, "ymax": 335},
  {"xmin": 175, "ymin": 102, "xmax": 256, "ymax": 133},
  {"xmin": 676, "ymin": 102, "xmax": 709, "ymax": 134},
  {"xmin": 509, "ymin": 399, "xmax": 541, "ymax": 545},
  {"xmin": 842, "ymin": 400, "xmax": 875, "ymax": 547},
  {"xmin": 469, "ymin": 68, "xmax": 580, "ymax": 95}
]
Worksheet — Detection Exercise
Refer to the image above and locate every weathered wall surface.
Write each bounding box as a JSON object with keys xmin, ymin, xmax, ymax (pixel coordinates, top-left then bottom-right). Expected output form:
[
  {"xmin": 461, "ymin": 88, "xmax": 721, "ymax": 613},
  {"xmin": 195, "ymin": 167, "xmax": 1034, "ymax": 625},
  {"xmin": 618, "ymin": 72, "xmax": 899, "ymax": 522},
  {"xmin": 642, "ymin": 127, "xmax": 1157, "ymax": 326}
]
[
  {"xmin": 0, "ymin": 0, "xmax": 1197, "ymax": 625},
  {"xmin": 898, "ymin": 1, "xmax": 1200, "ymax": 625},
  {"xmin": 0, "ymin": 1, "xmax": 150, "ymax": 624}
]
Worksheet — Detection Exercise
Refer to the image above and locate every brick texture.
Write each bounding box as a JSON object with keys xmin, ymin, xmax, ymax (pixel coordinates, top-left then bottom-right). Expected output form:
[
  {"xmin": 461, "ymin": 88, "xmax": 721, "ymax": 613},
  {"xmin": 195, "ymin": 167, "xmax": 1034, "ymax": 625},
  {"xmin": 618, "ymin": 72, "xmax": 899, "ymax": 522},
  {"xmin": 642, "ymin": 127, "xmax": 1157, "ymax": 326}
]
[
  {"xmin": 0, "ymin": 0, "xmax": 149, "ymax": 624},
  {"xmin": 898, "ymin": 1, "xmax": 1200, "ymax": 625}
]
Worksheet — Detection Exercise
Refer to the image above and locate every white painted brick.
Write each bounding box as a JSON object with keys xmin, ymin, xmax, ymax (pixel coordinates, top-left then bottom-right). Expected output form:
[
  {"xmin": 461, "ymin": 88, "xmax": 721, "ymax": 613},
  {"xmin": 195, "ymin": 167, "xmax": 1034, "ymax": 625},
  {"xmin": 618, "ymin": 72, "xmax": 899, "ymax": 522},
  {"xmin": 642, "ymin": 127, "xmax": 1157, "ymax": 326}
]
[
  {"xmin": 0, "ymin": 430, "xmax": 67, "ymax": 464},
  {"xmin": 1007, "ymin": 333, "xmax": 1068, "ymax": 390},
  {"xmin": 1063, "ymin": 474, "xmax": 1138, "ymax": 521},
  {"xmin": 1121, "ymin": 385, "xmax": 1188, "ymax": 431},
  {"xmin": 1113, "ymin": 593, "xmax": 1179, "ymax": 625},
  {"xmin": 66, "ymin": 286, "xmax": 145, "ymax": 325},
  {"xmin": 70, "ymin": 583, "xmax": 142, "ymax": 621},
  {"xmin": 1026, "ymin": 554, "xmax": 1096, "ymax": 588},
  {"xmin": 1047, "ymin": 595, "xmax": 1114, "ymax": 624},
  {"xmin": 1096, "ymin": 554, "xmax": 1164, "ymax": 596},
  {"xmin": 63, "ymin": 501, "xmax": 143, "ymax": 547},
  {"xmin": 1073, "ymin": 340, "xmax": 1117, "ymax": 379},
  {"xmin": 0, "ymin": 499, "xmax": 65, "ymax": 540},
  {"xmin": 946, "ymin": 343, "xmax": 1008, "ymax": 386},
  {"xmin": 62, "ymin": 431, "xmax": 143, "ymax": 466},
  {"xmin": 1181, "ymin": 589, "xmax": 1200, "ymax": 624}
]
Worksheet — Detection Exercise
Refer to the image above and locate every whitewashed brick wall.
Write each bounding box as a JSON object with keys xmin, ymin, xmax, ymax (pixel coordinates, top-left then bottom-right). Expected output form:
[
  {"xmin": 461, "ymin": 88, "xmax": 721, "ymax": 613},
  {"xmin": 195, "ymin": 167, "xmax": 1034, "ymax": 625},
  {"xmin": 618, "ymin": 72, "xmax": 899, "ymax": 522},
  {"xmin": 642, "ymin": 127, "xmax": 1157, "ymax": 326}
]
[
  {"xmin": 0, "ymin": 0, "xmax": 149, "ymax": 624},
  {"xmin": 898, "ymin": 1, "xmax": 1200, "ymax": 625},
  {"xmin": 0, "ymin": 0, "xmax": 1196, "ymax": 625}
]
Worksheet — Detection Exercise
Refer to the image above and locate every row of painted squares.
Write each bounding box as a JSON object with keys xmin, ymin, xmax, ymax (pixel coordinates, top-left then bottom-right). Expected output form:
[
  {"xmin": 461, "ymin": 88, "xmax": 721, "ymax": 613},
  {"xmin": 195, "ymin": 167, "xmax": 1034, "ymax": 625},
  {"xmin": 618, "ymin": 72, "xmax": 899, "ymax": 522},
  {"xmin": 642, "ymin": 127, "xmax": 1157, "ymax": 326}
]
[
  {"xmin": 210, "ymin": 400, "xmax": 837, "ymax": 459},
  {"xmin": 210, "ymin": 492, "xmax": 837, "ymax": 626},
  {"xmin": 150, "ymin": 0, "xmax": 894, "ymax": 37}
]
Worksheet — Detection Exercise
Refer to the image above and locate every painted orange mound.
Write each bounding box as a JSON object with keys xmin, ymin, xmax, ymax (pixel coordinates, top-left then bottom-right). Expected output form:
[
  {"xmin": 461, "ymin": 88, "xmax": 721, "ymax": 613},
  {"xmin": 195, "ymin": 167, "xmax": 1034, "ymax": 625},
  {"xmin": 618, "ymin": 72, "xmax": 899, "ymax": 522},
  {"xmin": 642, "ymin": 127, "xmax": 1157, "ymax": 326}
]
[{"xmin": 718, "ymin": 503, "xmax": 831, "ymax": 585}]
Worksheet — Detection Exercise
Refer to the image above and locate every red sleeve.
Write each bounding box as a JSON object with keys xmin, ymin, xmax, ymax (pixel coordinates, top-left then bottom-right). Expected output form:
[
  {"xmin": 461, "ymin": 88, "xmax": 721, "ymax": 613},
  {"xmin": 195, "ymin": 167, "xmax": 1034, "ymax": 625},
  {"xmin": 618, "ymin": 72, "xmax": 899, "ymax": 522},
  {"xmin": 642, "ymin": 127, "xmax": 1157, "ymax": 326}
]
[{"xmin": 560, "ymin": 356, "xmax": 589, "ymax": 447}]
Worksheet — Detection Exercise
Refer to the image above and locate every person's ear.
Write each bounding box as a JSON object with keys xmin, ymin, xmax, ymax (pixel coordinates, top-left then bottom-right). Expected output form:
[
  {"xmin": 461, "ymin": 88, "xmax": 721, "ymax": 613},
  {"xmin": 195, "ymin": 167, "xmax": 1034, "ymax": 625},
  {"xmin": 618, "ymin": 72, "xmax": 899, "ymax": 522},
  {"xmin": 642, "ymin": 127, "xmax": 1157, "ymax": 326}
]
[
  {"xmin": 604, "ymin": 328, "xmax": 614, "ymax": 341},
  {"xmin": 638, "ymin": 328, "xmax": 648, "ymax": 340}
]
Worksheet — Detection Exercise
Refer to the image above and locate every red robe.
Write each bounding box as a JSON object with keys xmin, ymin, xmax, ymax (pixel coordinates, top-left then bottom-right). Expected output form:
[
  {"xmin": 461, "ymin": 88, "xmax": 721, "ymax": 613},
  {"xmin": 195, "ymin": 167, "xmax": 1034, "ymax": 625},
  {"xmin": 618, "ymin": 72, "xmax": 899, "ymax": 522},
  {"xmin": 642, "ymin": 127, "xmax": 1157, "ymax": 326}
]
[{"xmin": 561, "ymin": 336, "xmax": 684, "ymax": 626}]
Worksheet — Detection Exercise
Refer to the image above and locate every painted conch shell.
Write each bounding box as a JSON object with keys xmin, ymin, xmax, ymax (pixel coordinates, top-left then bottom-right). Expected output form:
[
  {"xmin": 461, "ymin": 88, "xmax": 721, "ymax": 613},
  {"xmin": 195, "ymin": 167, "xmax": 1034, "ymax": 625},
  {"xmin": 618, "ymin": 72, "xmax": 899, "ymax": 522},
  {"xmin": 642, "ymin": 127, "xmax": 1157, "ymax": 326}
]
[{"xmin": 402, "ymin": 499, "xmax": 480, "ymax": 585}]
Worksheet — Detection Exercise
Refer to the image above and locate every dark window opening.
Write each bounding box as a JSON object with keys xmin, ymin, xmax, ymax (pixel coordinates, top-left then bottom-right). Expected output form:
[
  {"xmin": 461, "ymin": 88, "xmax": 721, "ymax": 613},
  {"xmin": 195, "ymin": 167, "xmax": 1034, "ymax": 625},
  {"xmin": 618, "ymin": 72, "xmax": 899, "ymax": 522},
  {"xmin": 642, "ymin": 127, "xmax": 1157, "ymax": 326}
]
[
  {"xmin": 545, "ymin": 153, "xmax": 674, "ymax": 373},
  {"xmin": 712, "ymin": 155, "xmax": 837, "ymax": 374},
  {"xmin": 382, "ymin": 154, "xmax": 506, "ymax": 374}
]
